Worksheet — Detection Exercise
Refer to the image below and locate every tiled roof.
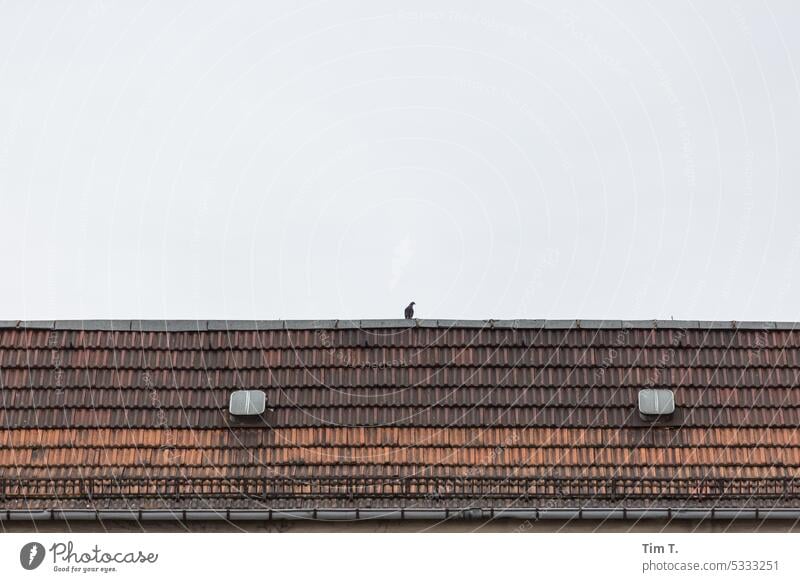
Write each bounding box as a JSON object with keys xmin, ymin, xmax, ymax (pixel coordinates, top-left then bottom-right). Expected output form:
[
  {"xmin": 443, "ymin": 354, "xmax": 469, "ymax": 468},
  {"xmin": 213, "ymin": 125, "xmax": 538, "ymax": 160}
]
[{"xmin": 1, "ymin": 319, "xmax": 799, "ymax": 512}]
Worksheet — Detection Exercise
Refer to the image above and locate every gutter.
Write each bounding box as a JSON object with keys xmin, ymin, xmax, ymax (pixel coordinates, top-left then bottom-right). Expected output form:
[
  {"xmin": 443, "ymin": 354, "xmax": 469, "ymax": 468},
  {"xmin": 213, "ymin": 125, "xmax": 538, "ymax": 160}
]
[{"xmin": 3, "ymin": 508, "xmax": 800, "ymax": 521}]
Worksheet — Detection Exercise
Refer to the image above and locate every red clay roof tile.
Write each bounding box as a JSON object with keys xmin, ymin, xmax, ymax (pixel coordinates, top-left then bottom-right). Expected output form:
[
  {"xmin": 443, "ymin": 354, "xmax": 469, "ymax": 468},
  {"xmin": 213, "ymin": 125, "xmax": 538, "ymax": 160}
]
[{"xmin": 1, "ymin": 320, "xmax": 799, "ymax": 510}]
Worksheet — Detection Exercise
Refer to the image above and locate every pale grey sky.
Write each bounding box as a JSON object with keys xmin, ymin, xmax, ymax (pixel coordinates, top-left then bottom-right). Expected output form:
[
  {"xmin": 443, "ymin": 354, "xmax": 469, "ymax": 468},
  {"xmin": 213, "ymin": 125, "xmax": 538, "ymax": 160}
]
[{"xmin": 1, "ymin": 1, "xmax": 798, "ymax": 321}]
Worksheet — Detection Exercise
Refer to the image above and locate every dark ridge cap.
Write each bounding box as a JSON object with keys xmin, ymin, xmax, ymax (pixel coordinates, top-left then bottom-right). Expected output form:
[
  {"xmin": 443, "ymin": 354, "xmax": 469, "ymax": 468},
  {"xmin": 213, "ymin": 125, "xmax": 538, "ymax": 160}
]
[{"xmin": 0, "ymin": 319, "xmax": 797, "ymax": 331}]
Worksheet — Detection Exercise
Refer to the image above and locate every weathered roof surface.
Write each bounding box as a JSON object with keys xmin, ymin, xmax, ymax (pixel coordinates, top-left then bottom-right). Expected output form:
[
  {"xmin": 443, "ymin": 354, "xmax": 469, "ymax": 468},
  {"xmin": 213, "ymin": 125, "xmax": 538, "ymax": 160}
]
[{"xmin": 1, "ymin": 319, "xmax": 799, "ymax": 512}]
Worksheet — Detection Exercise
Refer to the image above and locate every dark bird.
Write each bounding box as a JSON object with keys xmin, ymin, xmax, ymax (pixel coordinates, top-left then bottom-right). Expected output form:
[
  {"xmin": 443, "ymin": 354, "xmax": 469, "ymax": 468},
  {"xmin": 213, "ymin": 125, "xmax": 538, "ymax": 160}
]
[{"xmin": 404, "ymin": 301, "xmax": 415, "ymax": 319}]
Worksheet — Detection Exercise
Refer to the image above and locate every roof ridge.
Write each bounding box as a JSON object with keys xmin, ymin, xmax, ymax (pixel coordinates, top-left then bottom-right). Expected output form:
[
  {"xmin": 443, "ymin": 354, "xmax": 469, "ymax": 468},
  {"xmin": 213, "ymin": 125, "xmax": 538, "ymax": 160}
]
[{"xmin": 0, "ymin": 319, "xmax": 797, "ymax": 331}]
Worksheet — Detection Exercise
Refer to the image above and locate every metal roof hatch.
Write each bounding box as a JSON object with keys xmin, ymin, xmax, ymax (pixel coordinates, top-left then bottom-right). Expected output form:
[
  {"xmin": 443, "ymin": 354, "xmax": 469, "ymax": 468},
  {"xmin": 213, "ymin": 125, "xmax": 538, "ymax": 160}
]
[
  {"xmin": 638, "ymin": 388, "xmax": 675, "ymax": 417},
  {"xmin": 229, "ymin": 390, "xmax": 266, "ymax": 416}
]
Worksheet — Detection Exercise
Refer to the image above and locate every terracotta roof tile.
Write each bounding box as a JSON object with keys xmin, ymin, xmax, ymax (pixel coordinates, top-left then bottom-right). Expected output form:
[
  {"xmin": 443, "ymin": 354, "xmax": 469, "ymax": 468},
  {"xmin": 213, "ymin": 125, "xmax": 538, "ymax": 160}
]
[{"xmin": 1, "ymin": 320, "xmax": 799, "ymax": 509}]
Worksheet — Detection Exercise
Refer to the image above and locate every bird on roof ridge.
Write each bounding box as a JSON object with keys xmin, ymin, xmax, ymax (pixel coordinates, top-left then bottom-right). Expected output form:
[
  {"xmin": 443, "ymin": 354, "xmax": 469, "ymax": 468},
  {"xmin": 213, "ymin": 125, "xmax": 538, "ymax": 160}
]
[{"xmin": 404, "ymin": 302, "xmax": 415, "ymax": 319}]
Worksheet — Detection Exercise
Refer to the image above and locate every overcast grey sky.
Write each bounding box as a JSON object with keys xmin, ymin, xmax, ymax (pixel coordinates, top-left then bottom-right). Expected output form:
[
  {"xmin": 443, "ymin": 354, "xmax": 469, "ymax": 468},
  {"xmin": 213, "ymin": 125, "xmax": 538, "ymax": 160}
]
[{"xmin": 1, "ymin": 1, "xmax": 798, "ymax": 321}]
